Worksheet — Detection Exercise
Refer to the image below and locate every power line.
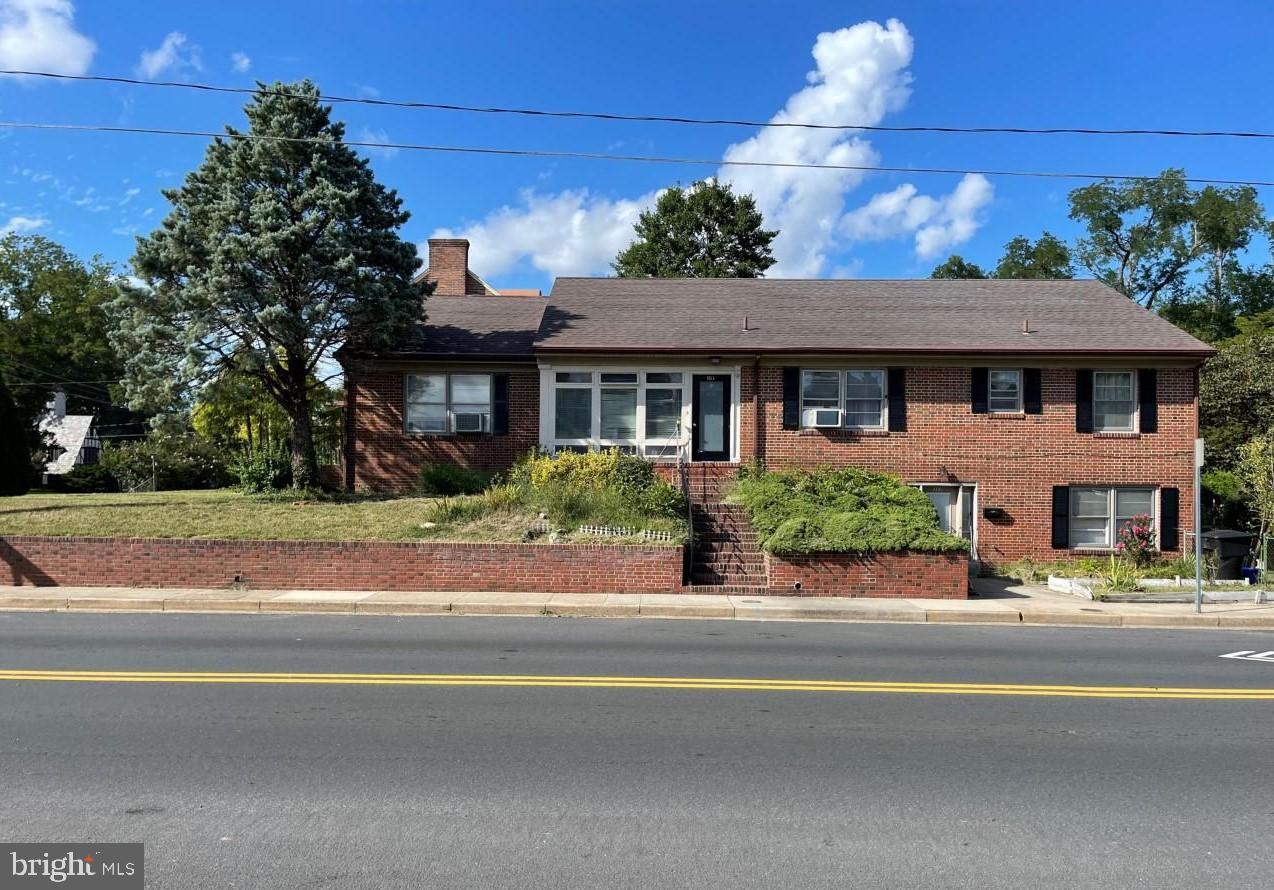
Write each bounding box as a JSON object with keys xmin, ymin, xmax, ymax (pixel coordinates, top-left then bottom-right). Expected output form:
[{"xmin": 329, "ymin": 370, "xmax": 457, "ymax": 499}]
[
  {"xmin": 9, "ymin": 379, "xmax": 121, "ymax": 386},
  {"xmin": 0, "ymin": 359, "xmax": 118, "ymax": 407},
  {"xmin": 2, "ymin": 119, "xmax": 1273, "ymax": 187},
  {"xmin": 3, "ymin": 69, "xmax": 1271, "ymax": 141}
]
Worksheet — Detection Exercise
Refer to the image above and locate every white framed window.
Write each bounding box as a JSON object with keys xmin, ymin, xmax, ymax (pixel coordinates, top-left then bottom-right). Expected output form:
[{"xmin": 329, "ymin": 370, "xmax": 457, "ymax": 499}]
[
  {"xmin": 554, "ymin": 372, "xmax": 592, "ymax": 442},
  {"xmin": 405, "ymin": 373, "xmax": 491, "ymax": 434},
  {"xmin": 988, "ymin": 369, "xmax": 1023, "ymax": 413},
  {"xmin": 1069, "ymin": 486, "xmax": 1156, "ymax": 549},
  {"xmin": 550, "ymin": 370, "xmax": 689, "ymax": 457},
  {"xmin": 800, "ymin": 368, "xmax": 886, "ymax": 429},
  {"xmin": 1093, "ymin": 370, "xmax": 1136, "ymax": 432}
]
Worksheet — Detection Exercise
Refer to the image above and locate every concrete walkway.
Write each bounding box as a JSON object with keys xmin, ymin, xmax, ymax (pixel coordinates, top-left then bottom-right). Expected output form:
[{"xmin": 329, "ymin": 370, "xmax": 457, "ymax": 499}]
[{"xmin": 1, "ymin": 579, "xmax": 1271, "ymax": 628}]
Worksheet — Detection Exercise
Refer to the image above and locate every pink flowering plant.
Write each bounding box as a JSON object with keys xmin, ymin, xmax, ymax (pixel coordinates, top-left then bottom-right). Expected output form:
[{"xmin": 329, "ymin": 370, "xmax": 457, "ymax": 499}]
[{"xmin": 1115, "ymin": 514, "xmax": 1157, "ymax": 567}]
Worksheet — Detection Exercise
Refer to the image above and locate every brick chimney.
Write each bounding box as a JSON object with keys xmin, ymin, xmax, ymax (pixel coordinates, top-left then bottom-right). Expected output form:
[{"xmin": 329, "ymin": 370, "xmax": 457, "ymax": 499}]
[{"xmin": 427, "ymin": 238, "xmax": 471, "ymax": 295}]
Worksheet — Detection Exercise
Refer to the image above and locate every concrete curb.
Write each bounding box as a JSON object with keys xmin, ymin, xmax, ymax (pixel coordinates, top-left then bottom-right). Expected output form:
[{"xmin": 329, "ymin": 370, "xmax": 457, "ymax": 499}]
[{"xmin": 2, "ymin": 589, "xmax": 1273, "ymax": 630}]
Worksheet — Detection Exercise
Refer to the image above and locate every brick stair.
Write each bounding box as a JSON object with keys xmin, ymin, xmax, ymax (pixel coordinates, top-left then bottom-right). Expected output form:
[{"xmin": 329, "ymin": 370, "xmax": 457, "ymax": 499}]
[
  {"xmin": 687, "ymin": 502, "xmax": 768, "ymax": 594},
  {"xmin": 682, "ymin": 463, "xmax": 739, "ymax": 502}
]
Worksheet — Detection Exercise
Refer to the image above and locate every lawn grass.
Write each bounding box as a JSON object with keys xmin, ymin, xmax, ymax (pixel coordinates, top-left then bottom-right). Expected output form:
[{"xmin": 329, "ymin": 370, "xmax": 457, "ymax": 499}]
[
  {"xmin": 0, "ymin": 489, "xmax": 682, "ymax": 545},
  {"xmin": 0, "ymin": 489, "xmax": 444, "ymax": 542}
]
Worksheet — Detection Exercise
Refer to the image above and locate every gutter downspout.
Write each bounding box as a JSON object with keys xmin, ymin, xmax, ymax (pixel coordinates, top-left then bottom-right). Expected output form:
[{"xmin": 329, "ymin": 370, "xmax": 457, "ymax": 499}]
[{"xmin": 753, "ymin": 354, "xmax": 763, "ymax": 467}]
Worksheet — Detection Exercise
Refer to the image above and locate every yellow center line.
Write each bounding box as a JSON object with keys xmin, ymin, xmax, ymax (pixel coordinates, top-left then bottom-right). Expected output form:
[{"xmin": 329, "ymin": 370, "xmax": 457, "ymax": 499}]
[{"xmin": 0, "ymin": 669, "xmax": 1271, "ymax": 699}]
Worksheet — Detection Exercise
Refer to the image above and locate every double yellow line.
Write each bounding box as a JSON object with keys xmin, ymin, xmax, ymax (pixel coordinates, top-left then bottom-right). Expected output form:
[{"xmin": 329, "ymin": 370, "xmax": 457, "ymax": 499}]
[{"xmin": 1, "ymin": 669, "xmax": 1272, "ymax": 699}]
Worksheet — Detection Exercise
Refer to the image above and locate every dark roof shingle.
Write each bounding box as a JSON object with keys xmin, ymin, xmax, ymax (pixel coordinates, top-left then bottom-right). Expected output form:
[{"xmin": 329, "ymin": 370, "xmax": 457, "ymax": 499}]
[
  {"xmin": 537, "ymin": 278, "xmax": 1213, "ymax": 357},
  {"xmin": 365, "ymin": 295, "xmax": 546, "ymax": 360}
]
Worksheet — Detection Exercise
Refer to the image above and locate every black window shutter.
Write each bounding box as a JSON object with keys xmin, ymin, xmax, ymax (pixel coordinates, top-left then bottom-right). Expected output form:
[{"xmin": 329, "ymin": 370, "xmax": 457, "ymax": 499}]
[
  {"xmin": 782, "ymin": 367, "xmax": 800, "ymax": 430},
  {"xmin": 1024, "ymin": 368, "xmax": 1043, "ymax": 415},
  {"xmin": 1160, "ymin": 487, "xmax": 1179, "ymax": 551},
  {"xmin": 887, "ymin": 368, "xmax": 907, "ymax": 432},
  {"xmin": 1075, "ymin": 369, "xmax": 1094, "ymax": 433},
  {"xmin": 1051, "ymin": 485, "xmax": 1071, "ymax": 549},
  {"xmin": 492, "ymin": 373, "xmax": 510, "ymax": 435},
  {"xmin": 970, "ymin": 368, "xmax": 989, "ymax": 414},
  {"xmin": 1139, "ymin": 368, "xmax": 1158, "ymax": 433}
]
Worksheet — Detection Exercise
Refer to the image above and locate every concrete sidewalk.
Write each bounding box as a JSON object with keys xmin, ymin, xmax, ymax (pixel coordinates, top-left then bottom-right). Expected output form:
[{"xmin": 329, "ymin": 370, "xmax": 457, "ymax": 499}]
[{"xmin": 1, "ymin": 579, "xmax": 1272, "ymax": 628}]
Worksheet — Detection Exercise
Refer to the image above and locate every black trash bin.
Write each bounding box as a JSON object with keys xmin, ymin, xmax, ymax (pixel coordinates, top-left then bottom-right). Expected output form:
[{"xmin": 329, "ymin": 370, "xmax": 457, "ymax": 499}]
[{"xmin": 1201, "ymin": 530, "xmax": 1255, "ymax": 580}]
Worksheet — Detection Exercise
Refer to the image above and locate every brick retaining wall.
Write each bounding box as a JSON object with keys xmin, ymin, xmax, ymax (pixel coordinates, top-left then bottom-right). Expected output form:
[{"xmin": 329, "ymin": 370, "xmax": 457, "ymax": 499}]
[
  {"xmin": 0, "ymin": 536, "xmax": 683, "ymax": 594},
  {"xmin": 765, "ymin": 550, "xmax": 969, "ymax": 598}
]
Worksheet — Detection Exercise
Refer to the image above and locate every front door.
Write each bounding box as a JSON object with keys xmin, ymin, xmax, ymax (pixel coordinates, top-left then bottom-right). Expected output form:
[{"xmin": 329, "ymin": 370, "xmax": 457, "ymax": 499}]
[
  {"xmin": 915, "ymin": 483, "xmax": 977, "ymax": 555},
  {"xmin": 691, "ymin": 374, "xmax": 730, "ymax": 462}
]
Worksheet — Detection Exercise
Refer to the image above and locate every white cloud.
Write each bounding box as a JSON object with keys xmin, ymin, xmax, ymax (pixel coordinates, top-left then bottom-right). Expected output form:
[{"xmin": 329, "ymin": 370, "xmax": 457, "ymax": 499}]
[
  {"xmin": 136, "ymin": 31, "xmax": 202, "ymax": 79},
  {"xmin": 356, "ymin": 127, "xmax": 398, "ymax": 159},
  {"xmin": 841, "ymin": 173, "xmax": 993, "ymax": 259},
  {"xmin": 429, "ymin": 19, "xmax": 993, "ymax": 280},
  {"xmin": 430, "ymin": 188, "xmax": 655, "ymax": 278},
  {"xmin": 718, "ymin": 19, "xmax": 913, "ymax": 276},
  {"xmin": 1, "ymin": 214, "xmax": 47, "ymax": 233},
  {"xmin": 0, "ymin": 0, "xmax": 95, "ymax": 77},
  {"xmin": 230, "ymin": 50, "xmax": 250, "ymax": 73}
]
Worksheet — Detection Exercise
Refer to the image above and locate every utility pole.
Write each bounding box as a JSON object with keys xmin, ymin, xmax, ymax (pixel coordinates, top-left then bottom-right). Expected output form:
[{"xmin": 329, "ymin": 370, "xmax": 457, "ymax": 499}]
[{"xmin": 1195, "ymin": 438, "xmax": 1204, "ymax": 614}]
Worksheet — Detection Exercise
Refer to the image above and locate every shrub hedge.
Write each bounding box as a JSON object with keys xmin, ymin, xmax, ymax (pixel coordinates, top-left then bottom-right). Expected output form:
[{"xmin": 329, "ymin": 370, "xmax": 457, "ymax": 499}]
[
  {"xmin": 418, "ymin": 462, "xmax": 491, "ymax": 496},
  {"xmin": 730, "ymin": 466, "xmax": 968, "ymax": 555},
  {"xmin": 420, "ymin": 450, "xmax": 688, "ymax": 541}
]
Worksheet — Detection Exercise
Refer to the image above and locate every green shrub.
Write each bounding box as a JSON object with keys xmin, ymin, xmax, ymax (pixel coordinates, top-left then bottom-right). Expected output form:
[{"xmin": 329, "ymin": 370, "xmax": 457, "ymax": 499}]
[
  {"xmin": 48, "ymin": 463, "xmax": 119, "ymax": 493},
  {"xmin": 1098, "ymin": 554, "xmax": 1143, "ymax": 592},
  {"xmin": 231, "ymin": 448, "xmax": 293, "ymax": 493},
  {"xmin": 100, "ymin": 431, "xmax": 233, "ymax": 491},
  {"xmin": 480, "ymin": 482, "xmax": 523, "ymax": 514},
  {"xmin": 418, "ymin": 463, "xmax": 490, "ymax": 496},
  {"xmin": 1202, "ymin": 469, "xmax": 1252, "ymax": 530},
  {"xmin": 730, "ymin": 466, "xmax": 967, "ymax": 555},
  {"xmin": 639, "ymin": 481, "xmax": 688, "ymax": 519},
  {"xmin": 509, "ymin": 449, "xmax": 686, "ymax": 534}
]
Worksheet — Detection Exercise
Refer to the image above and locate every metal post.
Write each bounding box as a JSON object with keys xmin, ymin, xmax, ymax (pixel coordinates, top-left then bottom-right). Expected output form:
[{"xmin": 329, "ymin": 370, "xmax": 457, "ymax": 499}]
[{"xmin": 1194, "ymin": 438, "xmax": 1204, "ymax": 614}]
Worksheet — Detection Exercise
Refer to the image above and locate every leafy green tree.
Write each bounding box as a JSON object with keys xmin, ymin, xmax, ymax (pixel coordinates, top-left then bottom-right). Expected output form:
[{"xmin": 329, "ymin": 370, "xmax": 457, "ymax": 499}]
[
  {"xmin": 1068, "ymin": 170, "xmax": 1265, "ymax": 309},
  {"xmin": 0, "ymin": 369, "xmax": 32, "ymax": 495},
  {"xmin": 110, "ymin": 80, "xmax": 425, "ymax": 488},
  {"xmin": 1237, "ymin": 430, "xmax": 1274, "ymax": 575},
  {"xmin": 1161, "ymin": 262, "xmax": 1274, "ymax": 343},
  {"xmin": 1199, "ymin": 329, "xmax": 1274, "ymax": 469},
  {"xmin": 930, "ymin": 255, "xmax": 987, "ymax": 279},
  {"xmin": 931, "ymin": 234, "xmax": 1071, "ymax": 281},
  {"xmin": 0, "ymin": 234, "xmax": 135, "ymax": 449},
  {"xmin": 613, "ymin": 180, "xmax": 777, "ymax": 278},
  {"xmin": 193, "ymin": 370, "xmax": 340, "ymax": 457},
  {"xmin": 993, "ymin": 232, "xmax": 1073, "ymax": 279}
]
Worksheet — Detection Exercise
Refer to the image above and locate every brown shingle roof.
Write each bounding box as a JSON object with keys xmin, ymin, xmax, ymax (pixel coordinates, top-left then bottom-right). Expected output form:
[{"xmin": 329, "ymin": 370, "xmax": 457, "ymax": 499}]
[
  {"xmin": 537, "ymin": 278, "xmax": 1214, "ymax": 357},
  {"xmin": 364, "ymin": 295, "xmax": 546, "ymax": 360}
]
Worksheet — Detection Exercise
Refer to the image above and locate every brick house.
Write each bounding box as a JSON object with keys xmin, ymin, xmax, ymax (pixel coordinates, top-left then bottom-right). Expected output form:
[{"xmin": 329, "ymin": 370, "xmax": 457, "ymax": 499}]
[{"xmin": 340, "ymin": 239, "xmax": 1214, "ymax": 570}]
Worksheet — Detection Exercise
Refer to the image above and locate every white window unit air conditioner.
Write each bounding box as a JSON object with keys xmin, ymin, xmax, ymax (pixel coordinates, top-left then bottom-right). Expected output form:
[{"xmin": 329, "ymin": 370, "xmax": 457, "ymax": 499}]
[
  {"xmin": 808, "ymin": 408, "xmax": 842, "ymax": 428},
  {"xmin": 453, "ymin": 413, "xmax": 486, "ymax": 433}
]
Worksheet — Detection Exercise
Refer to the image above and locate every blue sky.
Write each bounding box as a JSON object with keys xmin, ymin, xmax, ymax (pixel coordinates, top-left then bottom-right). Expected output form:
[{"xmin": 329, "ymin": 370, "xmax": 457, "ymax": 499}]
[{"xmin": 2, "ymin": 0, "xmax": 1272, "ymax": 292}]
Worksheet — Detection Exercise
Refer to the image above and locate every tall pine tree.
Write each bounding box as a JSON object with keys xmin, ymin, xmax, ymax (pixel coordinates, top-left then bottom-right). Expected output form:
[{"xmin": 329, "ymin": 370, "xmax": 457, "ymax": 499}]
[{"xmin": 111, "ymin": 80, "xmax": 426, "ymax": 488}]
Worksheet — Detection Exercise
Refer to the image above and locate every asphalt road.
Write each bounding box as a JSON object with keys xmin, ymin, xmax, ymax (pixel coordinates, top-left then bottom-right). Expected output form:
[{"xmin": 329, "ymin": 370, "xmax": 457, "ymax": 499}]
[{"xmin": 0, "ymin": 612, "xmax": 1271, "ymax": 889}]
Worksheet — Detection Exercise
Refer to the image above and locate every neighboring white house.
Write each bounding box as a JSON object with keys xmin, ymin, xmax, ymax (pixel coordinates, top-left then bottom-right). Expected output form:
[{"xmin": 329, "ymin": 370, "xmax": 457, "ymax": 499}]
[{"xmin": 39, "ymin": 391, "xmax": 101, "ymax": 476}]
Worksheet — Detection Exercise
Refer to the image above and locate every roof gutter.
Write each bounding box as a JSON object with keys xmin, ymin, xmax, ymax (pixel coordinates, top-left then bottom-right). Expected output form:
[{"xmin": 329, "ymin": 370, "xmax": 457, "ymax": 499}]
[{"xmin": 531, "ymin": 345, "xmax": 1217, "ymax": 359}]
